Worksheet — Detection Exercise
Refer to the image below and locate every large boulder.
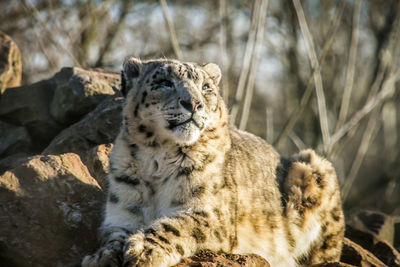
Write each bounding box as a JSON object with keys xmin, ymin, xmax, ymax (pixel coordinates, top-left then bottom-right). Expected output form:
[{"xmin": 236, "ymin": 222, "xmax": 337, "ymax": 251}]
[
  {"xmin": 174, "ymin": 250, "xmax": 270, "ymax": 267},
  {"xmin": 0, "ymin": 67, "xmax": 121, "ymax": 159},
  {"xmin": 50, "ymin": 67, "xmax": 120, "ymax": 124},
  {"xmin": 340, "ymin": 238, "xmax": 386, "ymax": 267},
  {"xmin": 0, "ymin": 153, "xmax": 104, "ymax": 267},
  {"xmin": 0, "ymin": 77, "xmax": 62, "ymax": 154},
  {"xmin": 0, "ymin": 31, "xmax": 21, "ymax": 95},
  {"xmin": 0, "ymin": 120, "xmax": 31, "ymax": 156},
  {"xmin": 43, "ymin": 97, "xmax": 123, "ymax": 157},
  {"xmin": 345, "ymin": 224, "xmax": 400, "ymax": 266}
]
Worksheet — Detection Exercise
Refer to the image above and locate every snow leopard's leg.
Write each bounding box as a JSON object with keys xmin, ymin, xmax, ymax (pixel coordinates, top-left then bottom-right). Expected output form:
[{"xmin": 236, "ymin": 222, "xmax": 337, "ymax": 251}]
[
  {"xmin": 82, "ymin": 225, "xmax": 133, "ymax": 267},
  {"xmin": 123, "ymin": 209, "xmax": 233, "ymax": 267},
  {"xmin": 283, "ymin": 149, "xmax": 345, "ymax": 265},
  {"xmin": 82, "ymin": 175, "xmax": 146, "ymax": 267}
]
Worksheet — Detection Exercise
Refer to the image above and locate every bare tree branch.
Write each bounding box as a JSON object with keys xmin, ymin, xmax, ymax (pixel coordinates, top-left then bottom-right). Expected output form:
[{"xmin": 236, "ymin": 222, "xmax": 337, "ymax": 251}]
[
  {"xmin": 159, "ymin": 0, "xmax": 183, "ymax": 60},
  {"xmin": 219, "ymin": 0, "xmax": 230, "ymax": 104},
  {"xmin": 341, "ymin": 113, "xmax": 379, "ymax": 201},
  {"xmin": 95, "ymin": 0, "xmax": 133, "ymax": 67},
  {"xmin": 329, "ymin": 70, "xmax": 400, "ymax": 148},
  {"xmin": 230, "ymin": 0, "xmax": 260, "ymax": 124},
  {"xmin": 292, "ymin": 0, "xmax": 330, "ymax": 152},
  {"xmin": 266, "ymin": 107, "xmax": 273, "ymax": 143},
  {"xmin": 239, "ymin": 0, "xmax": 269, "ymax": 130},
  {"xmin": 336, "ymin": 0, "xmax": 363, "ymax": 131},
  {"xmin": 20, "ymin": 0, "xmax": 82, "ymax": 67},
  {"xmin": 289, "ymin": 132, "xmax": 306, "ymax": 151},
  {"xmin": 274, "ymin": 1, "xmax": 345, "ymax": 148}
]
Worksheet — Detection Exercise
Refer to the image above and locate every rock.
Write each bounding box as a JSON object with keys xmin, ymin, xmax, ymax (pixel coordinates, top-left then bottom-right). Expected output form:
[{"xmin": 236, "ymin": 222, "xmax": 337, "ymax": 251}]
[
  {"xmin": 312, "ymin": 263, "xmax": 355, "ymax": 267},
  {"xmin": 0, "ymin": 120, "xmax": 31, "ymax": 157},
  {"xmin": 174, "ymin": 250, "xmax": 270, "ymax": 267},
  {"xmin": 341, "ymin": 238, "xmax": 386, "ymax": 267},
  {"xmin": 82, "ymin": 143, "xmax": 113, "ymax": 190},
  {"xmin": 50, "ymin": 67, "xmax": 120, "ymax": 124},
  {"xmin": 371, "ymin": 240, "xmax": 400, "ymax": 266},
  {"xmin": 43, "ymin": 97, "xmax": 123, "ymax": 157},
  {"xmin": 345, "ymin": 225, "xmax": 400, "ymax": 266},
  {"xmin": 0, "ymin": 31, "xmax": 22, "ymax": 95},
  {"xmin": 0, "ymin": 153, "xmax": 104, "ymax": 267},
  {"xmin": 0, "ymin": 152, "xmax": 30, "ymax": 175},
  {"xmin": 0, "ymin": 67, "xmax": 121, "ymax": 158},
  {"xmin": 350, "ymin": 210, "xmax": 395, "ymax": 245},
  {"xmin": 0, "ymin": 77, "xmax": 62, "ymax": 154}
]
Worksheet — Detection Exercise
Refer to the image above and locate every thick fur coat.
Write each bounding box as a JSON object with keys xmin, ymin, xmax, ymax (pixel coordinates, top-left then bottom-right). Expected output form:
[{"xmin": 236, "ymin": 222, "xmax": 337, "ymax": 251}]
[{"xmin": 82, "ymin": 58, "xmax": 344, "ymax": 267}]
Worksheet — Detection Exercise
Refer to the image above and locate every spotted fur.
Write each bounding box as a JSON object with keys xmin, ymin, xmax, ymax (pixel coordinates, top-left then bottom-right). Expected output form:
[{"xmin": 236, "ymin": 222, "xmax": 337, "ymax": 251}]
[{"xmin": 82, "ymin": 58, "xmax": 344, "ymax": 267}]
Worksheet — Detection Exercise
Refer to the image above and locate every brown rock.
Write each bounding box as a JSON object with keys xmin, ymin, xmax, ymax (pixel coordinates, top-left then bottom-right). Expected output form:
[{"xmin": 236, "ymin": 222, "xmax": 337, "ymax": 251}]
[
  {"xmin": 0, "ymin": 67, "xmax": 121, "ymax": 158},
  {"xmin": 50, "ymin": 67, "xmax": 120, "ymax": 124},
  {"xmin": 341, "ymin": 237, "xmax": 386, "ymax": 267},
  {"xmin": 0, "ymin": 153, "xmax": 104, "ymax": 267},
  {"xmin": 370, "ymin": 240, "xmax": 400, "ymax": 266},
  {"xmin": 174, "ymin": 250, "xmax": 270, "ymax": 267},
  {"xmin": 0, "ymin": 120, "xmax": 31, "ymax": 157},
  {"xmin": 350, "ymin": 210, "xmax": 395, "ymax": 245},
  {"xmin": 312, "ymin": 263, "xmax": 355, "ymax": 267},
  {"xmin": 0, "ymin": 77, "xmax": 62, "ymax": 154},
  {"xmin": 0, "ymin": 31, "xmax": 22, "ymax": 95},
  {"xmin": 346, "ymin": 224, "xmax": 400, "ymax": 266},
  {"xmin": 0, "ymin": 152, "xmax": 30, "ymax": 175},
  {"xmin": 83, "ymin": 143, "xmax": 113, "ymax": 190},
  {"xmin": 43, "ymin": 97, "xmax": 123, "ymax": 157}
]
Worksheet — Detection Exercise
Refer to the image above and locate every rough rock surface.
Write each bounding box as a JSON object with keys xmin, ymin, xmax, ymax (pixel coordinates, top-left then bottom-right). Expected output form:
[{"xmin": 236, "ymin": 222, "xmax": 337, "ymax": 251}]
[
  {"xmin": 43, "ymin": 97, "xmax": 123, "ymax": 157},
  {"xmin": 0, "ymin": 77, "xmax": 62, "ymax": 154},
  {"xmin": 0, "ymin": 67, "xmax": 121, "ymax": 158},
  {"xmin": 0, "ymin": 153, "xmax": 104, "ymax": 267},
  {"xmin": 50, "ymin": 67, "xmax": 120, "ymax": 124},
  {"xmin": 341, "ymin": 238, "xmax": 387, "ymax": 266},
  {"xmin": 174, "ymin": 250, "xmax": 270, "ymax": 267},
  {"xmin": 0, "ymin": 152, "xmax": 29, "ymax": 175},
  {"xmin": 0, "ymin": 120, "xmax": 31, "ymax": 156},
  {"xmin": 0, "ymin": 31, "xmax": 22, "ymax": 95},
  {"xmin": 82, "ymin": 143, "xmax": 113, "ymax": 190},
  {"xmin": 345, "ymin": 224, "xmax": 400, "ymax": 266}
]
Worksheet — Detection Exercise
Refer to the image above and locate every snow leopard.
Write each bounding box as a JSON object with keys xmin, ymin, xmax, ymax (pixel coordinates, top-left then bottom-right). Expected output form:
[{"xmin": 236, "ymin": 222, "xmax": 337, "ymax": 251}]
[{"xmin": 82, "ymin": 57, "xmax": 344, "ymax": 267}]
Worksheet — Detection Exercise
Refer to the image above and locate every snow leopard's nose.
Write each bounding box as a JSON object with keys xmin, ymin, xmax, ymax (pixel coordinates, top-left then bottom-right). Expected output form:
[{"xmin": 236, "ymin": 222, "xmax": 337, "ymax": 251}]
[{"xmin": 179, "ymin": 99, "xmax": 203, "ymax": 112}]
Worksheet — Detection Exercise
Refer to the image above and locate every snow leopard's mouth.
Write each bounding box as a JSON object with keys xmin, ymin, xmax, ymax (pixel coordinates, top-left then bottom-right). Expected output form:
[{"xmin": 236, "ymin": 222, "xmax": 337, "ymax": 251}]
[{"xmin": 167, "ymin": 114, "xmax": 203, "ymax": 130}]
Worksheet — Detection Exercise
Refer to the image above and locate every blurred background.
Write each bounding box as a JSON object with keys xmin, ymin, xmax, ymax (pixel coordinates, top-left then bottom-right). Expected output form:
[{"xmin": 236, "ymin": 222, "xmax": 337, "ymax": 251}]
[{"xmin": 1, "ymin": 0, "xmax": 399, "ymax": 215}]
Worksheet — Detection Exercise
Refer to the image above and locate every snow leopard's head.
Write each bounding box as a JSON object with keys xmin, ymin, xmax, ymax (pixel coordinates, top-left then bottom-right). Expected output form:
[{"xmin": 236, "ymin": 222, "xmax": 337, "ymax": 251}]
[{"xmin": 121, "ymin": 57, "xmax": 228, "ymax": 147}]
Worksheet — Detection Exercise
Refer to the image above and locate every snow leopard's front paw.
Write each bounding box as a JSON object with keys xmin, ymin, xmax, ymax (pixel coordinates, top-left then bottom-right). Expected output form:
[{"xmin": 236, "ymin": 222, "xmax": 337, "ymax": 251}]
[
  {"xmin": 123, "ymin": 232, "xmax": 177, "ymax": 267},
  {"xmin": 82, "ymin": 240, "xmax": 124, "ymax": 267}
]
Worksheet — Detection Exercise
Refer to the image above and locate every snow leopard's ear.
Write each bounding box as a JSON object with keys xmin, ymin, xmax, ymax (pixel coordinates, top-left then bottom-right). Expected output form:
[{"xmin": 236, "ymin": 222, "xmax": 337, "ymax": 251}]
[
  {"xmin": 121, "ymin": 57, "xmax": 142, "ymax": 97},
  {"xmin": 202, "ymin": 63, "xmax": 221, "ymax": 86}
]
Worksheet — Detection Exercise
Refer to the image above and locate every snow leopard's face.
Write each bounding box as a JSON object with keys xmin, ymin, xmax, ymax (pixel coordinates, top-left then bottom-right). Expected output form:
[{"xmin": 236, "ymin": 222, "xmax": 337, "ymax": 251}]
[{"xmin": 121, "ymin": 57, "xmax": 225, "ymax": 147}]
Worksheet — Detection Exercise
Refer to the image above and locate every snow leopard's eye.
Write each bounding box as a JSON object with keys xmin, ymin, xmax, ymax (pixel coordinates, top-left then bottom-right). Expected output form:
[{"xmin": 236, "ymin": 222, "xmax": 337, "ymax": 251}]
[
  {"xmin": 202, "ymin": 83, "xmax": 211, "ymax": 91},
  {"xmin": 158, "ymin": 79, "xmax": 174, "ymax": 88}
]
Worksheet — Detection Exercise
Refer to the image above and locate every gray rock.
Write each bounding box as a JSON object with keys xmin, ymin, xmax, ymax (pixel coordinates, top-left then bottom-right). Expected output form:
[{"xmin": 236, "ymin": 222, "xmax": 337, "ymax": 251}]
[
  {"xmin": 0, "ymin": 152, "xmax": 30, "ymax": 175},
  {"xmin": 0, "ymin": 77, "xmax": 62, "ymax": 153},
  {"xmin": 0, "ymin": 67, "xmax": 121, "ymax": 158},
  {"xmin": 0, "ymin": 153, "xmax": 104, "ymax": 267},
  {"xmin": 0, "ymin": 31, "xmax": 22, "ymax": 95},
  {"xmin": 341, "ymin": 237, "xmax": 388, "ymax": 267},
  {"xmin": 43, "ymin": 97, "xmax": 123, "ymax": 157},
  {"xmin": 50, "ymin": 67, "xmax": 120, "ymax": 124},
  {"xmin": 0, "ymin": 120, "xmax": 31, "ymax": 157},
  {"xmin": 82, "ymin": 143, "xmax": 113, "ymax": 190}
]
